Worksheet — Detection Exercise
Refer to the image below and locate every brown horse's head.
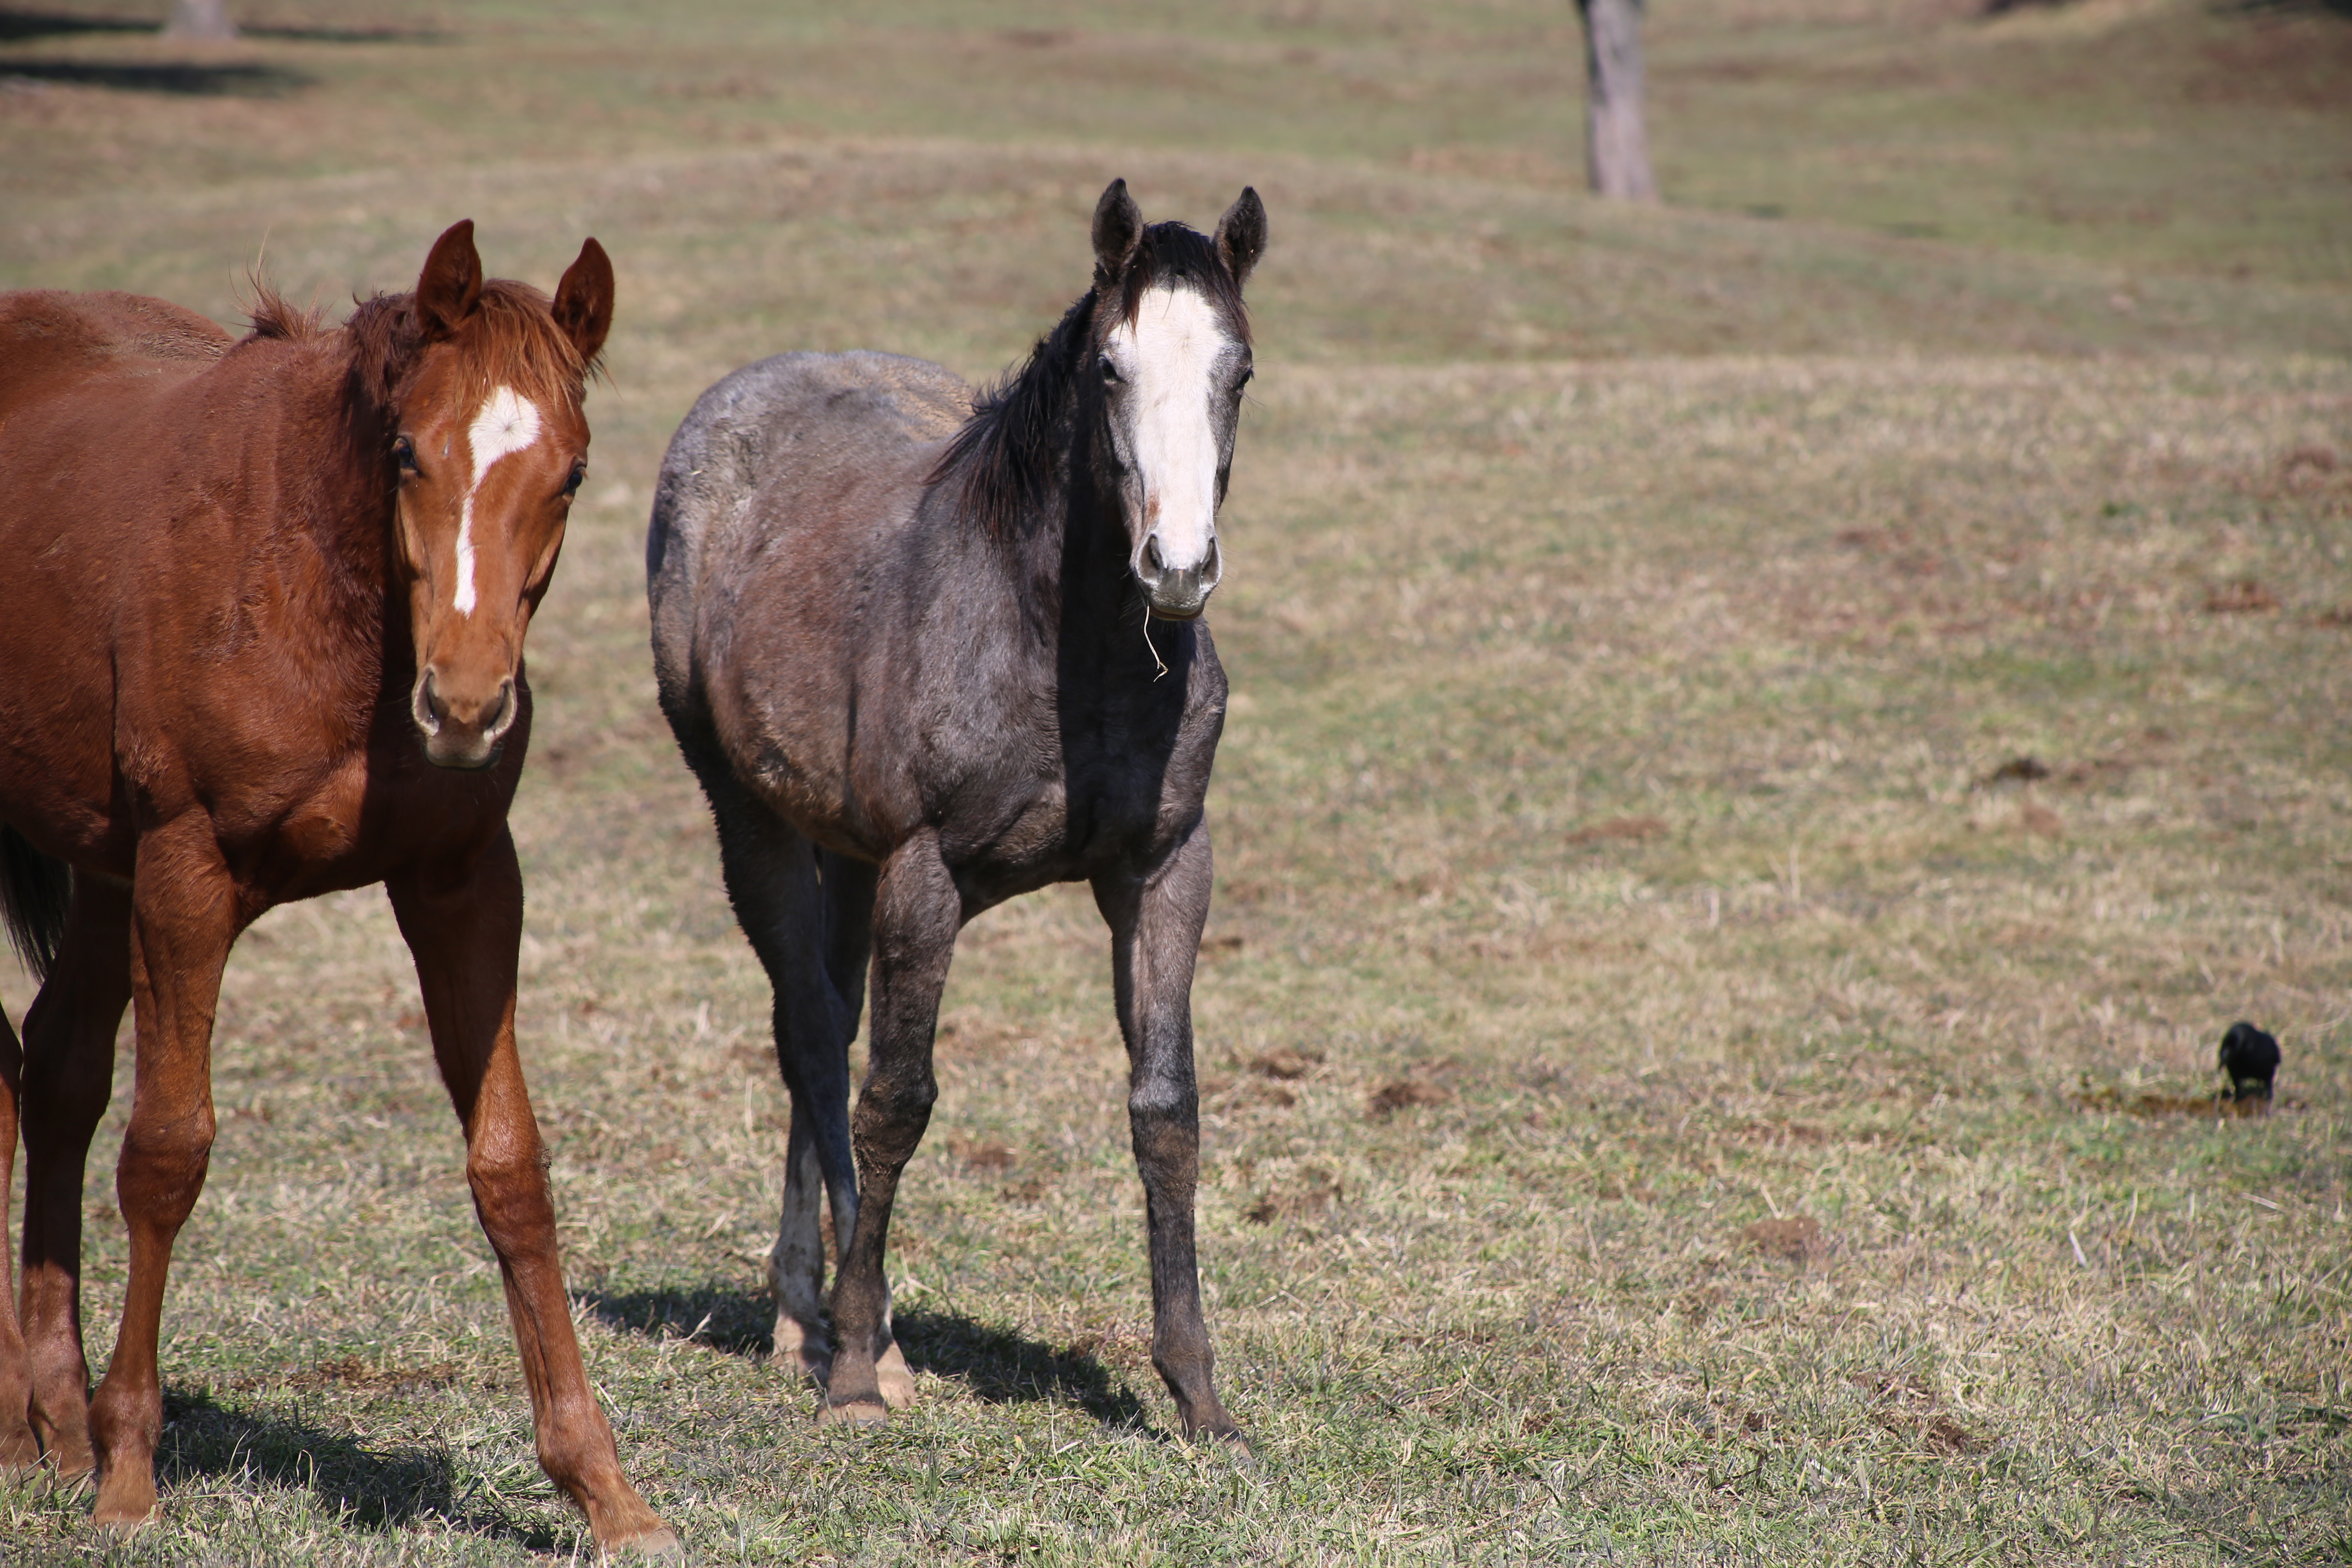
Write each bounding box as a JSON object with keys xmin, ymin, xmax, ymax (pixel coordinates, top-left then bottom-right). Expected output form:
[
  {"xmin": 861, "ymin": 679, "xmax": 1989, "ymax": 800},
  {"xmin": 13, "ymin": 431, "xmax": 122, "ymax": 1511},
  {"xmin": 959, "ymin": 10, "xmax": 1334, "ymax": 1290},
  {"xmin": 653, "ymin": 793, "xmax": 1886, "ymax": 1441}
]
[{"xmin": 388, "ymin": 220, "xmax": 613, "ymax": 769}]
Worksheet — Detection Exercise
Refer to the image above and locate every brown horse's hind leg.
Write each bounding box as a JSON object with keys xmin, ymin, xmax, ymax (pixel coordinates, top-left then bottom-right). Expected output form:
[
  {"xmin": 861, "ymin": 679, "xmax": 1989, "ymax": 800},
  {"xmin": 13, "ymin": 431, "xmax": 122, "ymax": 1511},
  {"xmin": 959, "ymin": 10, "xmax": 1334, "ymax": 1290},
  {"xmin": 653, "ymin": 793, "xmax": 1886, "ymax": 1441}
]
[
  {"xmin": 0, "ymin": 1005, "xmax": 29, "ymax": 1468},
  {"xmin": 1094, "ymin": 817, "xmax": 1244, "ymax": 1447},
  {"xmin": 821, "ymin": 834, "xmax": 956, "ymax": 1427},
  {"xmin": 387, "ymin": 832, "xmax": 675, "ymax": 1558},
  {"xmin": 87, "ymin": 833, "xmax": 234, "ymax": 1529},
  {"xmin": 13, "ymin": 876, "xmax": 132, "ymax": 1479}
]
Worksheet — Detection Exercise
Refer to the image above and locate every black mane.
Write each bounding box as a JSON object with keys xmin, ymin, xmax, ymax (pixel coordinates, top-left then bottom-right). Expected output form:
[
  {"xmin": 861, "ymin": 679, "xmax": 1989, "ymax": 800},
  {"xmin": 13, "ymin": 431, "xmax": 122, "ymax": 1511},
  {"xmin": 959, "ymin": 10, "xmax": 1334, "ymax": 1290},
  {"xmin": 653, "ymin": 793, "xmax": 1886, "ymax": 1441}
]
[
  {"xmin": 929, "ymin": 287, "xmax": 1095, "ymax": 541},
  {"xmin": 932, "ymin": 221, "xmax": 1251, "ymax": 540}
]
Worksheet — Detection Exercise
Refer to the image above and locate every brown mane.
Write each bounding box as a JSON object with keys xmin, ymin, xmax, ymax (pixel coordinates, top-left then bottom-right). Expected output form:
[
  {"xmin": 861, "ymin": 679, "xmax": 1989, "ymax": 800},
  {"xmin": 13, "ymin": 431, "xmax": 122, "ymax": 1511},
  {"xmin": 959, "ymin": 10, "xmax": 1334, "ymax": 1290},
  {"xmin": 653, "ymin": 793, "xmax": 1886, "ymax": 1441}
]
[{"xmin": 239, "ymin": 277, "xmax": 598, "ymax": 422}]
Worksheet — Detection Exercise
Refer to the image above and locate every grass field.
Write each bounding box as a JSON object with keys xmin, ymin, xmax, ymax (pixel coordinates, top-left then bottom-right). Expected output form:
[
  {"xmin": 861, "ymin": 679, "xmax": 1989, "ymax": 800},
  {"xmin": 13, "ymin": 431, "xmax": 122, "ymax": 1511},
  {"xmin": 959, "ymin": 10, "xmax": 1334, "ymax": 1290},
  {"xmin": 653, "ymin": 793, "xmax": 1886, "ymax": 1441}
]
[{"xmin": 4, "ymin": 0, "xmax": 2351, "ymax": 1562}]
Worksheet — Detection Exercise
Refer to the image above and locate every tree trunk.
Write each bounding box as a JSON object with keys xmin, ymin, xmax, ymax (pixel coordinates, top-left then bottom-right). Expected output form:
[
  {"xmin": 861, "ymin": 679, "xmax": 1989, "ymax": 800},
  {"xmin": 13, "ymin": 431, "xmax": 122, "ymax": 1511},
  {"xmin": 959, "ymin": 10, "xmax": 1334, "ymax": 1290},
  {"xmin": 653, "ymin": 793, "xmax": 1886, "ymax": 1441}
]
[
  {"xmin": 1577, "ymin": 0, "xmax": 1656, "ymax": 202},
  {"xmin": 162, "ymin": 0, "xmax": 237, "ymax": 40}
]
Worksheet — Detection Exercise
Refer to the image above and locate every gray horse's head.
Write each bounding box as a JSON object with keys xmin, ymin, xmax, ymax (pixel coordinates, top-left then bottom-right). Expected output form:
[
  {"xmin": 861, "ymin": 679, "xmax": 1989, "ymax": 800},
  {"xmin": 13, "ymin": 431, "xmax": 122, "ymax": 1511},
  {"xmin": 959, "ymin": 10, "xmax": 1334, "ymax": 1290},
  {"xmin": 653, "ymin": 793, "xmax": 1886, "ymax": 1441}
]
[{"xmin": 1087, "ymin": 180, "xmax": 1265, "ymax": 621}]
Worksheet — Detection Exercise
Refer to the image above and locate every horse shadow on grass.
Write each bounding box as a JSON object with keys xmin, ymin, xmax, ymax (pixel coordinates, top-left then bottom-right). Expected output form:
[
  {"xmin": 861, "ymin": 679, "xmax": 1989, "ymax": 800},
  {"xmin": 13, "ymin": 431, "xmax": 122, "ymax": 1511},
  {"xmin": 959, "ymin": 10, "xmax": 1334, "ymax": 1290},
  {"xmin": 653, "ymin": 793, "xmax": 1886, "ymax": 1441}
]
[
  {"xmin": 154, "ymin": 1385, "xmax": 564, "ymax": 1550},
  {"xmin": 584, "ymin": 1284, "xmax": 1152, "ymax": 1430}
]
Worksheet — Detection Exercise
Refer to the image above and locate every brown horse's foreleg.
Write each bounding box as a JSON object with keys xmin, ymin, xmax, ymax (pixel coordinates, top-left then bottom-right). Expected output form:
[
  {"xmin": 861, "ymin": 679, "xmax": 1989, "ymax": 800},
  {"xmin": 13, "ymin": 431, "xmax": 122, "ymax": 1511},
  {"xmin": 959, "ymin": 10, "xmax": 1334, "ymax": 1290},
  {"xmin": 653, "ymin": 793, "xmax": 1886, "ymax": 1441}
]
[
  {"xmin": 1094, "ymin": 816, "xmax": 1243, "ymax": 1446},
  {"xmin": 821, "ymin": 834, "xmax": 956, "ymax": 1426},
  {"xmin": 87, "ymin": 835, "xmax": 235, "ymax": 1528},
  {"xmin": 14, "ymin": 875, "xmax": 132, "ymax": 1478},
  {"xmin": 387, "ymin": 833, "xmax": 674, "ymax": 1557}
]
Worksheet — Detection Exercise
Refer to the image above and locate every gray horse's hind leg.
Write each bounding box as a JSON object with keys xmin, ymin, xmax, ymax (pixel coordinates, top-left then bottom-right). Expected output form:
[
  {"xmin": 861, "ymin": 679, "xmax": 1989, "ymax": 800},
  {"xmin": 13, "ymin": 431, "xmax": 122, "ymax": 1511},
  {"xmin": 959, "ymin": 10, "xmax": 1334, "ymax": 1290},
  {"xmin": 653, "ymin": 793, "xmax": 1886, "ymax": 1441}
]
[
  {"xmin": 1093, "ymin": 814, "xmax": 1244, "ymax": 1446},
  {"xmin": 695, "ymin": 768, "xmax": 891, "ymax": 1394}
]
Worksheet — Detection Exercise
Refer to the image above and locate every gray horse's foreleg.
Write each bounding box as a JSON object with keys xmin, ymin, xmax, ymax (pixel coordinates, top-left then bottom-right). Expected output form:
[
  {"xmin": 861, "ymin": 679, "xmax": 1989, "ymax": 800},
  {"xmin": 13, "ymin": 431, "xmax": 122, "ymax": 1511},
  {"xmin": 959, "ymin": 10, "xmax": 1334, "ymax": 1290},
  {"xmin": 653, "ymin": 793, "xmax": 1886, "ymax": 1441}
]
[
  {"xmin": 808, "ymin": 851, "xmax": 912, "ymax": 1406},
  {"xmin": 821, "ymin": 833, "xmax": 957, "ymax": 1425},
  {"xmin": 1094, "ymin": 815, "xmax": 1244, "ymax": 1446}
]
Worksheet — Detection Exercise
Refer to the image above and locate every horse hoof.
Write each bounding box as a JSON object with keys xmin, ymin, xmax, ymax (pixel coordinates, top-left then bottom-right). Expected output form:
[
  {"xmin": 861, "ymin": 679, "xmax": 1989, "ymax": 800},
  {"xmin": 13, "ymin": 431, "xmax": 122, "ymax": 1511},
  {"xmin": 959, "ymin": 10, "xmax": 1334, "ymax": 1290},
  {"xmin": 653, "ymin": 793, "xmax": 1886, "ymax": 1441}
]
[
  {"xmin": 817, "ymin": 1396, "xmax": 890, "ymax": 1429},
  {"xmin": 773, "ymin": 1316, "xmax": 833, "ymax": 1388},
  {"xmin": 602, "ymin": 1523, "xmax": 684, "ymax": 1561},
  {"xmin": 876, "ymin": 1343, "xmax": 917, "ymax": 1410},
  {"xmin": 92, "ymin": 1495, "xmax": 159, "ymax": 1535},
  {"xmin": 1187, "ymin": 1421, "xmax": 1254, "ymax": 1459}
]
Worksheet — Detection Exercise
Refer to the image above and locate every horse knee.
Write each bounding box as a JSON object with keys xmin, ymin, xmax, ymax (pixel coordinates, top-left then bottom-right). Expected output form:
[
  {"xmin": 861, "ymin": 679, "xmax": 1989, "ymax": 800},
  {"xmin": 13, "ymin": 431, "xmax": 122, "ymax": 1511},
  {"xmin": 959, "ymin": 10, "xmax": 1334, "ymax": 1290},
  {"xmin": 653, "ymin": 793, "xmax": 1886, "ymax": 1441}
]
[
  {"xmin": 851, "ymin": 1075, "xmax": 935, "ymax": 1168},
  {"xmin": 464, "ymin": 1144, "xmax": 557, "ymax": 1252},
  {"xmin": 116, "ymin": 1108, "xmax": 214, "ymax": 1221}
]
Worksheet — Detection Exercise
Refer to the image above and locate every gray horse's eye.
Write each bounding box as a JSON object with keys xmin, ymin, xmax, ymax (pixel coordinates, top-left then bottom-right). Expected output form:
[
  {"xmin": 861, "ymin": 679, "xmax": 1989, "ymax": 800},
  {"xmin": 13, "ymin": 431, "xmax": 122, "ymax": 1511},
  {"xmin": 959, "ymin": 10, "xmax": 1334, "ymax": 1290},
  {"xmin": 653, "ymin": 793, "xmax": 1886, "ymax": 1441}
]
[{"xmin": 1099, "ymin": 355, "xmax": 1121, "ymax": 383}]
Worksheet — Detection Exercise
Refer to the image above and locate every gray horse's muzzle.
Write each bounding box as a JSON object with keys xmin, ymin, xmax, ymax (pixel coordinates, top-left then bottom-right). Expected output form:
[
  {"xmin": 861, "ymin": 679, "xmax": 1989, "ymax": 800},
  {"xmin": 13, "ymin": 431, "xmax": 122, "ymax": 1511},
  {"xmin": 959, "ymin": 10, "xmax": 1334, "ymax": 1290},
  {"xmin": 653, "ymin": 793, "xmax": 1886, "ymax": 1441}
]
[{"xmin": 1136, "ymin": 531, "xmax": 1222, "ymax": 621}]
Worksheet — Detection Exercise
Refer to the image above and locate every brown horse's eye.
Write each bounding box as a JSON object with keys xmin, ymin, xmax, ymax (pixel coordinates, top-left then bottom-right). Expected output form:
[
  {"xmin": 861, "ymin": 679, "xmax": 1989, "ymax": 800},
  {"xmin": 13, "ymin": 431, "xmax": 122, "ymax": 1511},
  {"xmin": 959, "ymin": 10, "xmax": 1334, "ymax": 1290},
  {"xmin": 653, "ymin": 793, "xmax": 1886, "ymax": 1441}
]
[
  {"xmin": 563, "ymin": 461, "xmax": 587, "ymax": 498},
  {"xmin": 393, "ymin": 434, "xmax": 419, "ymax": 474}
]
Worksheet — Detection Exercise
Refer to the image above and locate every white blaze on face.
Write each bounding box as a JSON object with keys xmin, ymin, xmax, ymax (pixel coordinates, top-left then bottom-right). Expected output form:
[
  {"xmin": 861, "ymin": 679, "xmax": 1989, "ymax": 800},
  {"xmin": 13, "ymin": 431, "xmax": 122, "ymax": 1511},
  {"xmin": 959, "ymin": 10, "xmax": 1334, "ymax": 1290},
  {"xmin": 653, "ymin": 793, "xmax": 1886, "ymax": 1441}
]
[
  {"xmin": 1104, "ymin": 285, "xmax": 1233, "ymax": 572},
  {"xmin": 453, "ymin": 385, "xmax": 543, "ymax": 616}
]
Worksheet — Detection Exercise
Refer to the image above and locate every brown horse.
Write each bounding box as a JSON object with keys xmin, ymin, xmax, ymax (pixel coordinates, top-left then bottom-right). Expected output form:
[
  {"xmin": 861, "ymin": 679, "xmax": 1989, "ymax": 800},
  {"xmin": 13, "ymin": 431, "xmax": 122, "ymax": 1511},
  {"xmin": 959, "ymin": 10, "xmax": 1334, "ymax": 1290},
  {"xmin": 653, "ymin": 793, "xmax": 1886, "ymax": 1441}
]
[{"xmin": 0, "ymin": 223, "xmax": 674, "ymax": 1553}]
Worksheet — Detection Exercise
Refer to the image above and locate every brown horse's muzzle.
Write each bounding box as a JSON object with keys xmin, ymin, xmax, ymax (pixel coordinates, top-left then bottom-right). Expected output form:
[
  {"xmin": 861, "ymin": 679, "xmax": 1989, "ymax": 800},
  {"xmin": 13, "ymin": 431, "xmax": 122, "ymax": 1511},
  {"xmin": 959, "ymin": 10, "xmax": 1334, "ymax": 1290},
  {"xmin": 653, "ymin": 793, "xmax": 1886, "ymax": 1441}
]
[{"xmin": 411, "ymin": 666, "xmax": 517, "ymax": 770}]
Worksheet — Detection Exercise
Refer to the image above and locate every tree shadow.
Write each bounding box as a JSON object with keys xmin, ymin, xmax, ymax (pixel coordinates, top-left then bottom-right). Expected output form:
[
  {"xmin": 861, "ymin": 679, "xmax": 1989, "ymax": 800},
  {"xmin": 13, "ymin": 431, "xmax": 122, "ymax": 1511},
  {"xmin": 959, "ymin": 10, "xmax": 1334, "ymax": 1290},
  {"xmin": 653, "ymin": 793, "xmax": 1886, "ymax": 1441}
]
[
  {"xmin": 582, "ymin": 1284, "xmax": 1153, "ymax": 1430},
  {"xmin": 0, "ymin": 7, "xmax": 446, "ymax": 42},
  {"xmin": 155, "ymin": 1385, "xmax": 564, "ymax": 1549},
  {"xmin": 0, "ymin": 7, "xmax": 145, "ymax": 42},
  {"xmin": 0, "ymin": 58, "xmax": 308, "ymax": 95},
  {"xmin": 240, "ymin": 21, "xmax": 450, "ymax": 42}
]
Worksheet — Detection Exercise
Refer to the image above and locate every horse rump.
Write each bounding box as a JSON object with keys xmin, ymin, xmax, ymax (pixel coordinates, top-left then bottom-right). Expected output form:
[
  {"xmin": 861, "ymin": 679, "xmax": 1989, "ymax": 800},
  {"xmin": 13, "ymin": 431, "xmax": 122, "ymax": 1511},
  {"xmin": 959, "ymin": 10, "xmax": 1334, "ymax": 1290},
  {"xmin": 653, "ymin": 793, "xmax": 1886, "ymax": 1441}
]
[{"xmin": 0, "ymin": 825, "xmax": 71, "ymax": 985}]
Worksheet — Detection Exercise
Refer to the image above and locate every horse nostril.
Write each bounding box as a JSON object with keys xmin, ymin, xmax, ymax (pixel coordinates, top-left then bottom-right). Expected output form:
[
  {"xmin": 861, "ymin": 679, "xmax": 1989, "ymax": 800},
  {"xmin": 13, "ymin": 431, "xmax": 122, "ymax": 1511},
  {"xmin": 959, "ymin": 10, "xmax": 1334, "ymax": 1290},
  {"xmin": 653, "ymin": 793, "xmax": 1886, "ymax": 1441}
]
[
  {"xmin": 411, "ymin": 668, "xmax": 444, "ymax": 735},
  {"xmin": 1142, "ymin": 535, "xmax": 1166, "ymax": 578},
  {"xmin": 1200, "ymin": 534, "xmax": 1222, "ymax": 585},
  {"xmin": 481, "ymin": 677, "xmax": 515, "ymax": 737}
]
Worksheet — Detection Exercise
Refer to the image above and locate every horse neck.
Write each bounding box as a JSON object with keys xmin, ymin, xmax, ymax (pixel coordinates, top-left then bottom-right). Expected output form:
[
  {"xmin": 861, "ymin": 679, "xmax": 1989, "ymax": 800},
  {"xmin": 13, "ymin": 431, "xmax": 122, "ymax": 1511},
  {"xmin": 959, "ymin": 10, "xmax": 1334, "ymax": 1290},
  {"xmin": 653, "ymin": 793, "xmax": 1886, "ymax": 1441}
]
[{"xmin": 244, "ymin": 334, "xmax": 403, "ymax": 687}]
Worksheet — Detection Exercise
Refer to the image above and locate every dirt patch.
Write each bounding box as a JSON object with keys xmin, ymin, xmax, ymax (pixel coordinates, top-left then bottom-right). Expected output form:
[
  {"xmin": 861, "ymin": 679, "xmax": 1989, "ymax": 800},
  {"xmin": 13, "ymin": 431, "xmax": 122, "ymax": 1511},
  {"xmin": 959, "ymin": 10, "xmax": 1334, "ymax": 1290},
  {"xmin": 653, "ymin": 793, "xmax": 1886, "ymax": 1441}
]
[
  {"xmin": 1368, "ymin": 1079, "xmax": 1452, "ymax": 1118},
  {"xmin": 1976, "ymin": 755, "xmax": 2049, "ymax": 788},
  {"xmin": 1565, "ymin": 815, "xmax": 1668, "ymax": 846},
  {"xmin": 2075, "ymin": 1085, "xmax": 2275, "ymax": 1118},
  {"xmin": 1244, "ymin": 1167, "xmax": 1342, "ymax": 1224},
  {"xmin": 2018, "ymin": 801, "xmax": 2064, "ymax": 838},
  {"xmin": 1250, "ymin": 1047, "xmax": 1323, "ymax": 1080},
  {"xmin": 943, "ymin": 1134, "xmax": 1015, "ymax": 1170},
  {"xmin": 1204, "ymin": 1074, "xmax": 1298, "ymax": 1109},
  {"xmin": 1741, "ymin": 1214, "xmax": 1831, "ymax": 1264},
  {"xmin": 1852, "ymin": 1372, "xmax": 1987, "ymax": 1456},
  {"xmin": 2204, "ymin": 578, "xmax": 2279, "ymax": 614},
  {"xmin": 236, "ymin": 1356, "xmax": 464, "ymax": 1394}
]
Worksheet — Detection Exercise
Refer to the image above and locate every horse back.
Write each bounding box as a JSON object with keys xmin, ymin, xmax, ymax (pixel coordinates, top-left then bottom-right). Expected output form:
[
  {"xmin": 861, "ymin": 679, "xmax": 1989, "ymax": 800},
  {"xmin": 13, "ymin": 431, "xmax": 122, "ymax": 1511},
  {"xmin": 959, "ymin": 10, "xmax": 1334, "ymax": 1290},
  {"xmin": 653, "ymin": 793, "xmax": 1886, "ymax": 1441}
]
[
  {"xmin": 649, "ymin": 350, "xmax": 969, "ymax": 724},
  {"xmin": 0, "ymin": 290, "xmax": 231, "ymax": 419}
]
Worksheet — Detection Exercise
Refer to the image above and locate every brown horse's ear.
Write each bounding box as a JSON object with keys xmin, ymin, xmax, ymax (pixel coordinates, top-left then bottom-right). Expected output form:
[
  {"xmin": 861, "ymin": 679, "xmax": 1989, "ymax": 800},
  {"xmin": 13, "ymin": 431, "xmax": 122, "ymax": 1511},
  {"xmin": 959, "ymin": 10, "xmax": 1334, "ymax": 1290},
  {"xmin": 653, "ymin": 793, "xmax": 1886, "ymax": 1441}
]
[
  {"xmin": 553, "ymin": 237, "xmax": 615, "ymax": 366},
  {"xmin": 1214, "ymin": 187, "xmax": 1266, "ymax": 289},
  {"xmin": 416, "ymin": 219, "xmax": 483, "ymax": 341},
  {"xmin": 1092, "ymin": 178, "xmax": 1143, "ymax": 281}
]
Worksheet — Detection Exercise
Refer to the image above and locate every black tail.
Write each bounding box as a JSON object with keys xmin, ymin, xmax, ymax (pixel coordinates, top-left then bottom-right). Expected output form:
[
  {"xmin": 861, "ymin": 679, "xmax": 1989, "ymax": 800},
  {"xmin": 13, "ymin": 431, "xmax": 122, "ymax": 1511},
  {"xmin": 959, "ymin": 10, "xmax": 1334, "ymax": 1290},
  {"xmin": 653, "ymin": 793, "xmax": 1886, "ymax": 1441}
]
[{"xmin": 0, "ymin": 826, "xmax": 71, "ymax": 986}]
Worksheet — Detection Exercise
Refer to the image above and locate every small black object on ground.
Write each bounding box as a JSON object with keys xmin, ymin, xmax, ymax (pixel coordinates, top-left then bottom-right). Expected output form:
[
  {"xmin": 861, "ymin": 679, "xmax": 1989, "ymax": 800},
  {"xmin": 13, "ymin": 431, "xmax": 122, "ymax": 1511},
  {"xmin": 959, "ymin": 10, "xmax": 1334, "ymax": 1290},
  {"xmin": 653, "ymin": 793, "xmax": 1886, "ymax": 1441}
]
[{"xmin": 2218, "ymin": 1021, "xmax": 2281, "ymax": 1102}]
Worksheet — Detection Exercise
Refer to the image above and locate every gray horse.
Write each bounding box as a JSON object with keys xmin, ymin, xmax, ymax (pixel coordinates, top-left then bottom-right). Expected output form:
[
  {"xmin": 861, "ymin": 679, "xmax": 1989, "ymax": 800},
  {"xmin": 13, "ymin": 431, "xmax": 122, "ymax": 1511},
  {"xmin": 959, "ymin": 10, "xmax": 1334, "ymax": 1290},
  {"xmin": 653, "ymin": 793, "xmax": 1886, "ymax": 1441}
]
[{"xmin": 647, "ymin": 180, "xmax": 1265, "ymax": 1439}]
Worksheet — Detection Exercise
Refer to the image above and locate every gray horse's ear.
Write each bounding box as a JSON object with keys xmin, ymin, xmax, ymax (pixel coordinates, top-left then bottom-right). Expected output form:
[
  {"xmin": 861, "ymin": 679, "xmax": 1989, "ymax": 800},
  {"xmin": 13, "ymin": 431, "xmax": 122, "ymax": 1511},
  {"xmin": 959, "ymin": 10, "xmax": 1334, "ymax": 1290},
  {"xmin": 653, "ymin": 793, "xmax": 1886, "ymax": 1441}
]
[
  {"xmin": 1214, "ymin": 188, "xmax": 1266, "ymax": 288},
  {"xmin": 416, "ymin": 218, "xmax": 483, "ymax": 341},
  {"xmin": 1092, "ymin": 178, "xmax": 1143, "ymax": 280}
]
